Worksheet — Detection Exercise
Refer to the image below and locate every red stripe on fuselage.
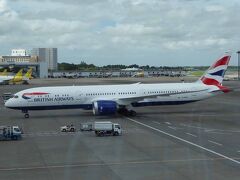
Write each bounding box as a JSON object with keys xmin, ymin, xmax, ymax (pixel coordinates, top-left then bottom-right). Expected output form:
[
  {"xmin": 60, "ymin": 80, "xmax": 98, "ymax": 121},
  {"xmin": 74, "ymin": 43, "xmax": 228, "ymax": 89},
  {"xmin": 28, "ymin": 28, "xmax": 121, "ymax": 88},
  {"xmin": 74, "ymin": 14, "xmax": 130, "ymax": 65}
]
[
  {"xmin": 211, "ymin": 56, "xmax": 230, "ymax": 69},
  {"xmin": 23, "ymin": 92, "xmax": 49, "ymax": 96}
]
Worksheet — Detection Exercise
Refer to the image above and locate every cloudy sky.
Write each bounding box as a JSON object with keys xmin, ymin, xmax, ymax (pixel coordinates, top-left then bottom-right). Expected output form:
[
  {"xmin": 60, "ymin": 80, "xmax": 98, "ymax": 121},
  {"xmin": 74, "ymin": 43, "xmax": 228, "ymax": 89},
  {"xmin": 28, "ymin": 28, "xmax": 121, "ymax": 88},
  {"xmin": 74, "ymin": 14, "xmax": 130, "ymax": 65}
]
[{"xmin": 0, "ymin": 0, "xmax": 239, "ymax": 66}]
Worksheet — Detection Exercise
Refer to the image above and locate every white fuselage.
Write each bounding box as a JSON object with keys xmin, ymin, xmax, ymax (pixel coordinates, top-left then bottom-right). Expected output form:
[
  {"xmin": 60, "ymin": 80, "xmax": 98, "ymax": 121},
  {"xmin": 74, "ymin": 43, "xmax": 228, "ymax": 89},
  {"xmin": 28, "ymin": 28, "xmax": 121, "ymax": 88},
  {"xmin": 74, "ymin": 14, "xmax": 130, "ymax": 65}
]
[
  {"xmin": 0, "ymin": 75, "xmax": 14, "ymax": 82},
  {"xmin": 0, "ymin": 75, "xmax": 28, "ymax": 84},
  {"xmin": 5, "ymin": 82, "xmax": 219, "ymax": 111}
]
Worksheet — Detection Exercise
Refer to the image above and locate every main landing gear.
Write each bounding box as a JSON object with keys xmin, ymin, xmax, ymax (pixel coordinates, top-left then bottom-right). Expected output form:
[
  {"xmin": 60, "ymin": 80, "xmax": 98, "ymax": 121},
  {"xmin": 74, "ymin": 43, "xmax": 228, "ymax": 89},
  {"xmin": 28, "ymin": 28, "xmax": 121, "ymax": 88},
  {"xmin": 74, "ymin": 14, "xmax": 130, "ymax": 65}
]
[
  {"xmin": 22, "ymin": 109, "xmax": 29, "ymax": 118},
  {"xmin": 118, "ymin": 108, "xmax": 137, "ymax": 117}
]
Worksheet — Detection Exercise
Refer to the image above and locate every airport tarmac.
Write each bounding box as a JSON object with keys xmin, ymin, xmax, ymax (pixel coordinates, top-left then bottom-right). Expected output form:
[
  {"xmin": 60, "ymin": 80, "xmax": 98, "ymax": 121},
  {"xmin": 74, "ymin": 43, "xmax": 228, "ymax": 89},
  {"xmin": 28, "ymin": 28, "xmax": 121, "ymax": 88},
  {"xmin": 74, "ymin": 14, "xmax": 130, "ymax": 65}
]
[{"xmin": 0, "ymin": 77, "xmax": 240, "ymax": 180}]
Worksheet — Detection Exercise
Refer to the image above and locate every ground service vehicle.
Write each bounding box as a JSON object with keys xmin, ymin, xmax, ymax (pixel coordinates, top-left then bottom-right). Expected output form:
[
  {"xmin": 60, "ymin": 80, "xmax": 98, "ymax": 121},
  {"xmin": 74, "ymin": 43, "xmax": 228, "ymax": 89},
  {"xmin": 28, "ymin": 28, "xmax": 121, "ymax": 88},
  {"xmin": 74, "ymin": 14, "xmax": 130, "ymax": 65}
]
[
  {"xmin": 0, "ymin": 126, "xmax": 22, "ymax": 140},
  {"xmin": 94, "ymin": 121, "xmax": 122, "ymax": 136},
  {"xmin": 80, "ymin": 123, "xmax": 93, "ymax": 131},
  {"xmin": 60, "ymin": 124, "xmax": 76, "ymax": 132}
]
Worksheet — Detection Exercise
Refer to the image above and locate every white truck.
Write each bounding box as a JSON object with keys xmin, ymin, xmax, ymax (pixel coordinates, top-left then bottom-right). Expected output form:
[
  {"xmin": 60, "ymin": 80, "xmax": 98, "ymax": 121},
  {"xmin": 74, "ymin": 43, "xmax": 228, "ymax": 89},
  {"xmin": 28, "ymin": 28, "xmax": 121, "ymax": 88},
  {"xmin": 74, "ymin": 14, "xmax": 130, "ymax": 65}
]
[
  {"xmin": 80, "ymin": 123, "xmax": 93, "ymax": 131},
  {"xmin": 94, "ymin": 121, "xmax": 122, "ymax": 136},
  {"xmin": 0, "ymin": 126, "xmax": 22, "ymax": 140}
]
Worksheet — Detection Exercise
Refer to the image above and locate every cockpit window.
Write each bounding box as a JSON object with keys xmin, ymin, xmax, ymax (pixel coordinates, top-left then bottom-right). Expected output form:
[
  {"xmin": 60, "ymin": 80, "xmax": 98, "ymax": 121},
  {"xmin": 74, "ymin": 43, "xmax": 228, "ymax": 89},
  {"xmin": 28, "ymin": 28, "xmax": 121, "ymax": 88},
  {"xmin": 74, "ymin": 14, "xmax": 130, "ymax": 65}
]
[{"xmin": 14, "ymin": 95, "xmax": 19, "ymax": 98}]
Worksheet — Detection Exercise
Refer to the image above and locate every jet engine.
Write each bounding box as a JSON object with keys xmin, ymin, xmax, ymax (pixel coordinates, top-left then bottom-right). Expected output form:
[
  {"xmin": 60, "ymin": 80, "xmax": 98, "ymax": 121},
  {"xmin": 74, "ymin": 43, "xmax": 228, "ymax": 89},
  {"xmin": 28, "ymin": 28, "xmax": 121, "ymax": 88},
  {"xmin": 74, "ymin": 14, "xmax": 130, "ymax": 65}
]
[{"xmin": 92, "ymin": 100, "xmax": 117, "ymax": 115}]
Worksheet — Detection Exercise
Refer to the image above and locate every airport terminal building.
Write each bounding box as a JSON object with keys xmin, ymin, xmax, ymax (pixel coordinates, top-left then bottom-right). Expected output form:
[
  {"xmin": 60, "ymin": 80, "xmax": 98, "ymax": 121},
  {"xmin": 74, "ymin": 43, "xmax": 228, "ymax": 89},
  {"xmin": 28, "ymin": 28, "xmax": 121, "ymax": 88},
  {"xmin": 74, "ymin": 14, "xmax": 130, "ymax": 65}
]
[
  {"xmin": 0, "ymin": 55, "xmax": 38, "ymax": 64},
  {"xmin": 31, "ymin": 48, "xmax": 58, "ymax": 71},
  {"xmin": 0, "ymin": 48, "xmax": 58, "ymax": 78}
]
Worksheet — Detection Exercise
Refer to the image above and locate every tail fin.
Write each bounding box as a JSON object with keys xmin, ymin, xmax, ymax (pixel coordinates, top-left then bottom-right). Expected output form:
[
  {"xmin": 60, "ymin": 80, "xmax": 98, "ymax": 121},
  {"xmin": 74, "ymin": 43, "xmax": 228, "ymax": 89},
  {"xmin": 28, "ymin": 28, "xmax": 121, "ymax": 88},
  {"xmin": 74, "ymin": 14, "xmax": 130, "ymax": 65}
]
[
  {"xmin": 15, "ymin": 69, "xmax": 23, "ymax": 77},
  {"xmin": 25, "ymin": 68, "xmax": 33, "ymax": 79},
  {"xmin": 0, "ymin": 69, "xmax": 8, "ymax": 76},
  {"xmin": 198, "ymin": 53, "xmax": 231, "ymax": 86}
]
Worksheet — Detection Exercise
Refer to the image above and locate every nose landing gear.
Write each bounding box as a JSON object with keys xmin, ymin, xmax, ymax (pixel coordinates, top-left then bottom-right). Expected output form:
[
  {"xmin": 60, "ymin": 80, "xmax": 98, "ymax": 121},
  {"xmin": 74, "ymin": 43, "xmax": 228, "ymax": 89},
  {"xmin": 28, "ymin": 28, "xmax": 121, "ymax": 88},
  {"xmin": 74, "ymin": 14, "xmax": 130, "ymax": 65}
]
[
  {"xmin": 24, "ymin": 113, "xmax": 29, "ymax": 118},
  {"xmin": 22, "ymin": 109, "xmax": 29, "ymax": 118}
]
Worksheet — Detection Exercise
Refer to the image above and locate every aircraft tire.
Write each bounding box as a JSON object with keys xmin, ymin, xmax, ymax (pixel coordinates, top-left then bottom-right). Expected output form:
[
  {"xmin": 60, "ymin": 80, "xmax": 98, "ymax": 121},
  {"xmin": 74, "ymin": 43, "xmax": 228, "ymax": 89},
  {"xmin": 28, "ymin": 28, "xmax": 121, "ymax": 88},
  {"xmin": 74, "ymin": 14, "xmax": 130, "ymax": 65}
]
[
  {"xmin": 129, "ymin": 110, "xmax": 137, "ymax": 117},
  {"xmin": 118, "ymin": 108, "xmax": 129, "ymax": 115}
]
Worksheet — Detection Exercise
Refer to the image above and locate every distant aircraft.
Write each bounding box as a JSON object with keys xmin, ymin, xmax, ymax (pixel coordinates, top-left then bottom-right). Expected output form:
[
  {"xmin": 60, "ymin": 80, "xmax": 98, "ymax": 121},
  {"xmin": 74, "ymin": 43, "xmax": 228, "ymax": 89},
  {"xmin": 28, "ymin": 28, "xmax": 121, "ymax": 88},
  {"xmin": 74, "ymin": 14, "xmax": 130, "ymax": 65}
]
[
  {"xmin": 5, "ymin": 54, "xmax": 231, "ymax": 118},
  {"xmin": 0, "ymin": 69, "xmax": 23, "ymax": 85},
  {"xmin": 224, "ymin": 74, "xmax": 238, "ymax": 81},
  {"xmin": 104, "ymin": 72, "xmax": 112, "ymax": 77},
  {"xmin": 121, "ymin": 67, "xmax": 142, "ymax": 71},
  {"xmin": 0, "ymin": 69, "xmax": 8, "ymax": 76},
  {"xmin": 0, "ymin": 68, "xmax": 33, "ymax": 85},
  {"xmin": 24, "ymin": 68, "xmax": 33, "ymax": 80},
  {"xmin": 132, "ymin": 71, "xmax": 145, "ymax": 77}
]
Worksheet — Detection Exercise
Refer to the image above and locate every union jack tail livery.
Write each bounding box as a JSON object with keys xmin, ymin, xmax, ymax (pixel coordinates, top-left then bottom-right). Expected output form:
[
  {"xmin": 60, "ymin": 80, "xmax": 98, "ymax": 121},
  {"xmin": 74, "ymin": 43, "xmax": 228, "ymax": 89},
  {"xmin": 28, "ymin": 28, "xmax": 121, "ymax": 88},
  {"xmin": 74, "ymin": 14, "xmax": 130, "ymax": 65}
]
[{"xmin": 198, "ymin": 53, "xmax": 231, "ymax": 92}]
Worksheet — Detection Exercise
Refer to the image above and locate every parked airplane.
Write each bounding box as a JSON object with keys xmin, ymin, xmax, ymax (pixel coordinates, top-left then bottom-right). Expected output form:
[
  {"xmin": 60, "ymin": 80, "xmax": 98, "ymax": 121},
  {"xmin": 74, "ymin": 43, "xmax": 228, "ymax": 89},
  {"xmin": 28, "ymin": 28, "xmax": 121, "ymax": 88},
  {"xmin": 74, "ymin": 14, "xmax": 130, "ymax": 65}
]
[
  {"xmin": 0, "ymin": 69, "xmax": 23, "ymax": 85},
  {"xmin": 0, "ymin": 68, "xmax": 33, "ymax": 85},
  {"xmin": 121, "ymin": 67, "xmax": 142, "ymax": 71},
  {"xmin": 5, "ymin": 54, "xmax": 231, "ymax": 118},
  {"xmin": 132, "ymin": 71, "xmax": 145, "ymax": 77},
  {"xmin": 25, "ymin": 68, "xmax": 33, "ymax": 80},
  {"xmin": 0, "ymin": 69, "xmax": 8, "ymax": 76}
]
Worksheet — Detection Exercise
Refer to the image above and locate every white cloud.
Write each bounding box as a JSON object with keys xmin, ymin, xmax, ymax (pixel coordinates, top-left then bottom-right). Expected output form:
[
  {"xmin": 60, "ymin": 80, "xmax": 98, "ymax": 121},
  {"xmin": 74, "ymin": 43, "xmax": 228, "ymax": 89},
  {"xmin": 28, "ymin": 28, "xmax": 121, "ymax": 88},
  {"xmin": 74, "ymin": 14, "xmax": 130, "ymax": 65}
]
[{"xmin": 0, "ymin": 0, "xmax": 239, "ymax": 65}]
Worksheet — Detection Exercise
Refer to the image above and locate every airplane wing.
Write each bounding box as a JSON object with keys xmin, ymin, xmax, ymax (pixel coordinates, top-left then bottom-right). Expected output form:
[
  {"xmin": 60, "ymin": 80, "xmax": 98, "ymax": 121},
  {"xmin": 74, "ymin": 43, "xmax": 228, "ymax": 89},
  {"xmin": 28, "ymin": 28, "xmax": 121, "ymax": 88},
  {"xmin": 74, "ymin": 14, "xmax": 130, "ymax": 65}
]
[
  {"xmin": 92, "ymin": 88, "xmax": 209, "ymax": 106},
  {"xmin": 116, "ymin": 88, "xmax": 209, "ymax": 105}
]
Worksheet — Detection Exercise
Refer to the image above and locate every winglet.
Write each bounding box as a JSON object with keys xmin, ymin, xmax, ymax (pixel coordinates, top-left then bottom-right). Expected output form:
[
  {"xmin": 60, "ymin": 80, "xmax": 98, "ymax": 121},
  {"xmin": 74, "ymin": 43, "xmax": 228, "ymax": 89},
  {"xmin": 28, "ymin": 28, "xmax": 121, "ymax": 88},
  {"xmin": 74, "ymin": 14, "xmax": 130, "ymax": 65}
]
[{"xmin": 0, "ymin": 69, "xmax": 8, "ymax": 76}]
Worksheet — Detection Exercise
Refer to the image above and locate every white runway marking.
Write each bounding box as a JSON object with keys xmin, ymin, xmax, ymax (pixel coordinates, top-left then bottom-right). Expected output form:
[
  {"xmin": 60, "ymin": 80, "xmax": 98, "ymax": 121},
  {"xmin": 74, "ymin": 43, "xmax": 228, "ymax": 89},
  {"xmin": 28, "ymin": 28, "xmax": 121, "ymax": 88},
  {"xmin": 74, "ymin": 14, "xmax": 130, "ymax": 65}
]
[
  {"xmin": 1, "ymin": 157, "xmax": 239, "ymax": 172},
  {"xmin": 185, "ymin": 133, "xmax": 197, "ymax": 137},
  {"xmin": 165, "ymin": 122, "xmax": 171, "ymax": 125},
  {"xmin": 176, "ymin": 113, "xmax": 218, "ymax": 117},
  {"xmin": 181, "ymin": 124, "xmax": 240, "ymax": 133},
  {"xmin": 180, "ymin": 124, "xmax": 210, "ymax": 130},
  {"xmin": 204, "ymin": 131, "xmax": 232, "ymax": 135},
  {"xmin": 208, "ymin": 140, "xmax": 223, "ymax": 146},
  {"xmin": 126, "ymin": 117, "xmax": 240, "ymax": 165},
  {"xmin": 168, "ymin": 126, "xmax": 177, "ymax": 130},
  {"xmin": 152, "ymin": 121, "xmax": 161, "ymax": 125}
]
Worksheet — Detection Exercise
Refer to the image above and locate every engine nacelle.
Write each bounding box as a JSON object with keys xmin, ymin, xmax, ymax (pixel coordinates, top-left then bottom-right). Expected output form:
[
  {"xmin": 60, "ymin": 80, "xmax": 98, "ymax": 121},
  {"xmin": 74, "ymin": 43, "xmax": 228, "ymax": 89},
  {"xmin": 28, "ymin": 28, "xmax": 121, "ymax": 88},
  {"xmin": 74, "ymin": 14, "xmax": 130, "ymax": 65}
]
[{"xmin": 92, "ymin": 100, "xmax": 117, "ymax": 115}]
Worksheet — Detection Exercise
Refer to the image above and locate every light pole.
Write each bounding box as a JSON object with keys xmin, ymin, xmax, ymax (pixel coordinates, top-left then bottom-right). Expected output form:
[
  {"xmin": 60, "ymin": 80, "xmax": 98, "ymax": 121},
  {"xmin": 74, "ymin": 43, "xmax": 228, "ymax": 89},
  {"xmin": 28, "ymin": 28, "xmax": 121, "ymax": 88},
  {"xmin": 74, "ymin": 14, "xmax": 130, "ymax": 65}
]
[{"xmin": 237, "ymin": 51, "xmax": 240, "ymax": 81}]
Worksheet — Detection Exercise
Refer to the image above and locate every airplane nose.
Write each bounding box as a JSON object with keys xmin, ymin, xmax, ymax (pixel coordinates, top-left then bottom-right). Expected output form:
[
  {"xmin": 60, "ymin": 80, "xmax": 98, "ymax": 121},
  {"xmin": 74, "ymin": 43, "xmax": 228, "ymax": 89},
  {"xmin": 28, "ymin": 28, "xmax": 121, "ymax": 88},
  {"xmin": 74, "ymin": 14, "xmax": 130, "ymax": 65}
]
[
  {"xmin": 5, "ymin": 99, "xmax": 10, "ymax": 107},
  {"xmin": 5, "ymin": 99, "xmax": 13, "ymax": 108}
]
